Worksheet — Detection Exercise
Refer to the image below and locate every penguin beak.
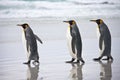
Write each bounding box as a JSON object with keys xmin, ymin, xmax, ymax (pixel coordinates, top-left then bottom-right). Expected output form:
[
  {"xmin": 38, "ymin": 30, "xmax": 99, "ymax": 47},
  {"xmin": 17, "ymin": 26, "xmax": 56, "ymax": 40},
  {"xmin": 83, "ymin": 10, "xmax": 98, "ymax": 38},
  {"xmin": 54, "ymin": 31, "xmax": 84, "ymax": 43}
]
[
  {"xmin": 63, "ymin": 21, "xmax": 69, "ymax": 23},
  {"xmin": 17, "ymin": 24, "xmax": 22, "ymax": 26},
  {"xmin": 90, "ymin": 20, "xmax": 96, "ymax": 22}
]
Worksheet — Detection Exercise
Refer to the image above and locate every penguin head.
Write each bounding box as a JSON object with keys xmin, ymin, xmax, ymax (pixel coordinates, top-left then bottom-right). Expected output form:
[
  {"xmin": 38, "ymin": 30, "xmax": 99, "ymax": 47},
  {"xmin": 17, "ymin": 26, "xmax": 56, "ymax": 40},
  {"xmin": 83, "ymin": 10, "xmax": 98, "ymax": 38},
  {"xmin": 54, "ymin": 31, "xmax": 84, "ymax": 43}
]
[
  {"xmin": 90, "ymin": 19, "xmax": 103, "ymax": 25},
  {"xmin": 63, "ymin": 20, "xmax": 76, "ymax": 25},
  {"xmin": 17, "ymin": 23, "xmax": 29, "ymax": 29}
]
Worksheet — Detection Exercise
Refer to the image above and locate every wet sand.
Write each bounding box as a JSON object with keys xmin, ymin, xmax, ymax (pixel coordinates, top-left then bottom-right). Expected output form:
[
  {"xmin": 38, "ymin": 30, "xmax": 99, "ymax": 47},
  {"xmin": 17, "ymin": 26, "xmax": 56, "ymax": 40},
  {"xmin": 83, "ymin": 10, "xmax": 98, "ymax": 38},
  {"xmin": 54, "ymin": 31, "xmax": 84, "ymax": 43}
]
[{"xmin": 0, "ymin": 18, "xmax": 120, "ymax": 80}]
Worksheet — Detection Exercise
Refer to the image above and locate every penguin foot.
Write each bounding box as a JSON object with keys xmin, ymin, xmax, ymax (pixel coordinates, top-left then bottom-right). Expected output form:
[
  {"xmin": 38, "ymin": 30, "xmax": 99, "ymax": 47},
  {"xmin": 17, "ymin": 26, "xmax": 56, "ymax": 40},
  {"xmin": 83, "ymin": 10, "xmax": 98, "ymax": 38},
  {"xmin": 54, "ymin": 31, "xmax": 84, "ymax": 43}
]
[
  {"xmin": 33, "ymin": 61, "xmax": 39, "ymax": 65},
  {"xmin": 66, "ymin": 58, "xmax": 75, "ymax": 63},
  {"xmin": 72, "ymin": 60, "xmax": 80, "ymax": 64},
  {"xmin": 102, "ymin": 58, "xmax": 109, "ymax": 60},
  {"xmin": 74, "ymin": 60, "xmax": 85, "ymax": 64},
  {"xmin": 81, "ymin": 60, "xmax": 85, "ymax": 64},
  {"xmin": 23, "ymin": 61, "xmax": 30, "ymax": 64},
  {"xmin": 93, "ymin": 58, "xmax": 101, "ymax": 61},
  {"xmin": 66, "ymin": 61, "xmax": 74, "ymax": 63},
  {"xmin": 102, "ymin": 56, "xmax": 114, "ymax": 61},
  {"xmin": 72, "ymin": 59, "xmax": 85, "ymax": 64},
  {"xmin": 35, "ymin": 60, "xmax": 39, "ymax": 63},
  {"xmin": 34, "ymin": 60, "xmax": 39, "ymax": 64},
  {"xmin": 110, "ymin": 56, "xmax": 114, "ymax": 61},
  {"xmin": 66, "ymin": 61, "xmax": 72, "ymax": 63}
]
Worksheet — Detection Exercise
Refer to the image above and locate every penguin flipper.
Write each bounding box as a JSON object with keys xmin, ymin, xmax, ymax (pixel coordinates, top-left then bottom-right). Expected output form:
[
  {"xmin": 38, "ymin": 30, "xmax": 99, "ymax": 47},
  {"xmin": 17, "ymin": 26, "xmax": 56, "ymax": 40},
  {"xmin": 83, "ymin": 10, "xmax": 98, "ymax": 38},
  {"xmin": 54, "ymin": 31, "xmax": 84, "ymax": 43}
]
[
  {"xmin": 71, "ymin": 37, "xmax": 76, "ymax": 54},
  {"xmin": 99, "ymin": 35, "xmax": 103, "ymax": 50},
  {"xmin": 71, "ymin": 29, "xmax": 77, "ymax": 54},
  {"xmin": 26, "ymin": 41, "xmax": 29, "ymax": 52},
  {"xmin": 34, "ymin": 34, "xmax": 43, "ymax": 44}
]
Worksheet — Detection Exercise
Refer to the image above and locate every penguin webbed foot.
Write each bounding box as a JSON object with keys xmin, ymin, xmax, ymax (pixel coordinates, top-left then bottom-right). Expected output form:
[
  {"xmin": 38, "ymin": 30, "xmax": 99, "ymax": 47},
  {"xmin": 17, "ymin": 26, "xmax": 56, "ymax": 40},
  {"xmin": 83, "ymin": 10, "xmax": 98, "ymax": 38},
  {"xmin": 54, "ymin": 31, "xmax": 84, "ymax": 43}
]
[
  {"xmin": 93, "ymin": 57, "xmax": 101, "ymax": 61},
  {"xmin": 102, "ymin": 58, "xmax": 109, "ymax": 60},
  {"xmin": 23, "ymin": 61, "xmax": 30, "ymax": 65},
  {"xmin": 81, "ymin": 59, "xmax": 85, "ymax": 64},
  {"xmin": 34, "ymin": 60, "xmax": 39, "ymax": 64},
  {"xmin": 66, "ymin": 59, "xmax": 85, "ymax": 64},
  {"xmin": 73, "ymin": 60, "xmax": 85, "ymax": 64},
  {"xmin": 32, "ymin": 60, "xmax": 39, "ymax": 65},
  {"xmin": 110, "ymin": 56, "xmax": 114, "ymax": 61},
  {"xmin": 102, "ymin": 56, "xmax": 114, "ymax": 61},
  {"xmin": 66, "ymin": 58, "xmax": 75, "ymax": 63},
  {"xmin": 66, "ymin": 61, "xmax": 73, "ymax": 63},
  {"xmin": 72, "ymin": 60, "xmax": 79, "ymax": 64}
]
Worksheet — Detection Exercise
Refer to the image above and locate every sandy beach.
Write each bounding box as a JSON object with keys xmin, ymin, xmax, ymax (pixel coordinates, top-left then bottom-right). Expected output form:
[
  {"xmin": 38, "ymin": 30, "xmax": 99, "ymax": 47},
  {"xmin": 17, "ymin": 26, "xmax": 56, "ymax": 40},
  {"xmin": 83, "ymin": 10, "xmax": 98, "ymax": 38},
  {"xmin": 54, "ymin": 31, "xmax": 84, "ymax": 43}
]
[{"xmin": 0, "ymin": 17, "xmax": 120, "ymax": 80}]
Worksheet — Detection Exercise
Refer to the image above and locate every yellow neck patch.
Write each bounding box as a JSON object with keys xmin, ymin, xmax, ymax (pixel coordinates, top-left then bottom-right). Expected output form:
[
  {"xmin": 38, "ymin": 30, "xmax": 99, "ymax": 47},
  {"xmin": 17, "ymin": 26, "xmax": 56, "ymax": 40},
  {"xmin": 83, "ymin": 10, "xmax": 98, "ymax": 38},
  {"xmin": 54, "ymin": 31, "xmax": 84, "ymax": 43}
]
[
  {"xmin": 98, "ymin": 25, "xmax": 100, "ymax": 29},
  {"xmin": 68, "ymin": 26, "xmax": 71, "ymax": 30},
  {"xmin": 23, "ymin": 29, "xmax": 25, "ymax": 32},
  {"xmin": 72, "ymin": 21, "xmax": 75, "ymax": 25}
]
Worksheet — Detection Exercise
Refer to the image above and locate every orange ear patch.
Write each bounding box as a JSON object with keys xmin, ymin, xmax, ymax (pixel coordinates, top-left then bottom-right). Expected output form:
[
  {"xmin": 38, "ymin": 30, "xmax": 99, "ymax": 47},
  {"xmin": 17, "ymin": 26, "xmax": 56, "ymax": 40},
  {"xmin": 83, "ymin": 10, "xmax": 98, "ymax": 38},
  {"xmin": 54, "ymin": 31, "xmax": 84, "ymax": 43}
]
[
  {"xmin": 72, "ymin": 21, "xmax": 75, "ymax": 24},
  {"xmin": 100, "ymin": 19, "xmax": 103, "ymax": 24}
]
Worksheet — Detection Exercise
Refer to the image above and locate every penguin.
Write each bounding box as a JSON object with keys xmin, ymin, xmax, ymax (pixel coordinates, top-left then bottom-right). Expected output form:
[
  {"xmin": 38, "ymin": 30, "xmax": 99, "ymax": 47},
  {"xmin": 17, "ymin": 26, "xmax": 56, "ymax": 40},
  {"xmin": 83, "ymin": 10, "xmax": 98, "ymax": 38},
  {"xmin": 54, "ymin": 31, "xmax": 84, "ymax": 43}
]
[
  {"xmin": 90, "ymin": 19, "xmax": 113, "ymax": 61},
  {"xmin": 17, "ymin": 23, "xmax": 43, "ymax": 64},
  {"xmin": 63, "ymin": 20, "xmax": 85, "ymax": 63}
]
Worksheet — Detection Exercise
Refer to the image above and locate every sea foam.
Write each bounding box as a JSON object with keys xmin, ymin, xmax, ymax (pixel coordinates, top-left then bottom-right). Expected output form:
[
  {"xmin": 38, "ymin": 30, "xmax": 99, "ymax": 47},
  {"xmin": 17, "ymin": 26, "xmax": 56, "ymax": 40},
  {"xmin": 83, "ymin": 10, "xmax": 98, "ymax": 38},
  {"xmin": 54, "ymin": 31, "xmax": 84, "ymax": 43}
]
[{"xmin": 0, "ymin": 0, "xmax": 120, "ymax": 18}]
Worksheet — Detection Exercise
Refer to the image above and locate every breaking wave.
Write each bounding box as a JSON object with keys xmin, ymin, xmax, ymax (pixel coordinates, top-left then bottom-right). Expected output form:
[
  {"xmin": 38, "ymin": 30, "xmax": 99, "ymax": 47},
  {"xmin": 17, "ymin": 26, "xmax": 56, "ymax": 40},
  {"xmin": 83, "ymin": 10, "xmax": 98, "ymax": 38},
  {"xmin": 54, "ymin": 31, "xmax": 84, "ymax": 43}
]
[{"xmin": 0, "ymin": 0, "xmax": 120, "ymax": 18}]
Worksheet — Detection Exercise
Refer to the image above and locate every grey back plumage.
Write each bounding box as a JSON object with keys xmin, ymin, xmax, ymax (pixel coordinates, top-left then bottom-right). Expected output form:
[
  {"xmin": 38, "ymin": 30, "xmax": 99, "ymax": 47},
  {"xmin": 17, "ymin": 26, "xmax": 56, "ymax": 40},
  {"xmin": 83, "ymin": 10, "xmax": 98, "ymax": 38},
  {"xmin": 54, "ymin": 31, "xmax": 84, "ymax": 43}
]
[
  {"xmin": 70, "ymin": 24, "xmax": 82, "ymax": 58},
  {"xmin": 99, "ymin": 22, "xmax": 111, "ymax": 56},
  {"xmin": 25, "ymin": 27, "xmax": 39, "ymax": 60}
]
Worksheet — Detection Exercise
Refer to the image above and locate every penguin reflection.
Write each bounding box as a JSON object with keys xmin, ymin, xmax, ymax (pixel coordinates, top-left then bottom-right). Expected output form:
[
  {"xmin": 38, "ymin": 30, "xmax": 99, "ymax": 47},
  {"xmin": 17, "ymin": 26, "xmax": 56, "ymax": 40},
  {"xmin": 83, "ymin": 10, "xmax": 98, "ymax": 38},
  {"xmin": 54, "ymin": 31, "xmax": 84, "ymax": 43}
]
[
  {"xmin": 69, "ymin": 63, "xmax": 84, "ymax": 80},
  {"xmin": 99, "ymin": 61, "xmax": 112, "ymax": 80},
  {"xmin": 26, "ymin": 64, "xmax": 39, "ymax": 80}
]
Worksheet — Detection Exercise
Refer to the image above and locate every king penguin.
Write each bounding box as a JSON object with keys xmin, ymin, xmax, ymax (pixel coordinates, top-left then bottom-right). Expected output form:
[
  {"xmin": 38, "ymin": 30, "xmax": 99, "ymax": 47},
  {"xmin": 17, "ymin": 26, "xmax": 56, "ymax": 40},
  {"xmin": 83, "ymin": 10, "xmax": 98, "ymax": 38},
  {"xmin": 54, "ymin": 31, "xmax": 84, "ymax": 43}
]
[
  {"xmin": 17, "ymin": 23, "xmax": 43, "ymax": 64},
  {"xmin": 90, "ymin": 19, "xmax": 113, "ymax": 61},
  {"xmin": 63, "ymin": 20, "xmax": 85, "ymax": 63}
]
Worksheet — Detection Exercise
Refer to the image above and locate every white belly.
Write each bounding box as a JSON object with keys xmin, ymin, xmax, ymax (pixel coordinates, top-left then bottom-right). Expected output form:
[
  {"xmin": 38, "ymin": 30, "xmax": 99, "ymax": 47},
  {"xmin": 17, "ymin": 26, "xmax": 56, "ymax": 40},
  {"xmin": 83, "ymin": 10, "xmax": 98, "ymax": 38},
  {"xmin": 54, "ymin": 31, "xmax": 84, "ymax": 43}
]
[
  {"xmin": 97, "ymin": 28, "xmax": 105, "ymax": 56},
  {"xmin": 66, "ymin": 28, "xmax": 77, "ymax": 59},
  {"xmin": 96, "ymin": 27, "xmax": 100, "ymax": 39}
]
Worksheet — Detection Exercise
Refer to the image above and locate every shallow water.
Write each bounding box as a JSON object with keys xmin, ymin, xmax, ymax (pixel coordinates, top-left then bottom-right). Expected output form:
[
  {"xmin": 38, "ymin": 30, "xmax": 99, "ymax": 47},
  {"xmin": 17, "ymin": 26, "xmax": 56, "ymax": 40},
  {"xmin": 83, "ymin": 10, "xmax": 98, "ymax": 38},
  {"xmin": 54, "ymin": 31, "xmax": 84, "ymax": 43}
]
[{"xmin": 0, "ymin": 18, "xmax": 120, "ymax": 80}]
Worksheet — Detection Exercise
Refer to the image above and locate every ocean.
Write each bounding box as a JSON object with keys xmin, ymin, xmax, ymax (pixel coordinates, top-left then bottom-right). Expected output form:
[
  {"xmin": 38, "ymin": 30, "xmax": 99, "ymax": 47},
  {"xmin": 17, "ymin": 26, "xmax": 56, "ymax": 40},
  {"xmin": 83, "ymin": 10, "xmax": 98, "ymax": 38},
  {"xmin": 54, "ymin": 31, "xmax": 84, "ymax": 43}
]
[{"xmin": 0, "ymin": 0, "xmax": 120, "ymax": 18}]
